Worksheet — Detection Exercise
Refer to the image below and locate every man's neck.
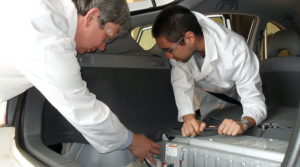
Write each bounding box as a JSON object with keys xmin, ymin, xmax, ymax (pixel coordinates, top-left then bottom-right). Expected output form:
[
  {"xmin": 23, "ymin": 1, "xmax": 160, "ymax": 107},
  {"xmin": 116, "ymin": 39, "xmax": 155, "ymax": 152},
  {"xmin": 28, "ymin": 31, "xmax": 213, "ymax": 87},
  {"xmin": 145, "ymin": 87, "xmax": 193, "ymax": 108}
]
[
  {"xmin": 196, "ymin": 36, "xmax": 205, "ymax": 50},
  {"xmin": 199, "ymin": 51, "xmax": 205, "ymax": 58},
  {"xmin": 196, "ymin": 37, "xmax": 205, "ymax": 57}
]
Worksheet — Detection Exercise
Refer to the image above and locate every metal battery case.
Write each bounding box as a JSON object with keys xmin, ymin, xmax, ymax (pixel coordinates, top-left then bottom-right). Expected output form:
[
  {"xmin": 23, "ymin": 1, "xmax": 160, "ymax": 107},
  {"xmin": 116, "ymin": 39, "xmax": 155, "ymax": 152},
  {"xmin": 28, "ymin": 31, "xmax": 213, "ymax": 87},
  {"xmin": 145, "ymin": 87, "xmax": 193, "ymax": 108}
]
[{"xmin": 161, "ymin": 135, "xmax": 288, "ymax": 167}]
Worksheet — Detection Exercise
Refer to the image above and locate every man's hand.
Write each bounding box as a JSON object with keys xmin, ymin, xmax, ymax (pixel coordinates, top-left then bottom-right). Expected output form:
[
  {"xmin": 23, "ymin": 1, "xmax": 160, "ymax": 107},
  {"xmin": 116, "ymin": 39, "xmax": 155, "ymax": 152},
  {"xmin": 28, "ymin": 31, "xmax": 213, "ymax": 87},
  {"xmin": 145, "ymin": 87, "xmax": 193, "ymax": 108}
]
[
  {"xmin": 128, "ymin": 134, "xmax": 160, "ymax": 163},
  {"xmin": 181, "ymin": 114, "xmax": 206, "ymax": 137},
  {"xmin": 218, "ymin": 119, "xmax": 247, "ymax": 136},
  {"xmin": 218, "ymin": 117, "xmax": 256, "ymax": 136}
]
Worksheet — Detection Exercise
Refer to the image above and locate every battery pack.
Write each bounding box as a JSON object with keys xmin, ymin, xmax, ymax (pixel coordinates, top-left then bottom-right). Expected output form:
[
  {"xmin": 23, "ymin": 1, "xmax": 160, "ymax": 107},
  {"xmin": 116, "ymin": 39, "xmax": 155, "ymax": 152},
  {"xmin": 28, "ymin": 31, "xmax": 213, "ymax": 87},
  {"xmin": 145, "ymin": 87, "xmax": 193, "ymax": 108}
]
[{"xmin": 161, "ymin": 135, "xmax": 288, "ymax": 167}]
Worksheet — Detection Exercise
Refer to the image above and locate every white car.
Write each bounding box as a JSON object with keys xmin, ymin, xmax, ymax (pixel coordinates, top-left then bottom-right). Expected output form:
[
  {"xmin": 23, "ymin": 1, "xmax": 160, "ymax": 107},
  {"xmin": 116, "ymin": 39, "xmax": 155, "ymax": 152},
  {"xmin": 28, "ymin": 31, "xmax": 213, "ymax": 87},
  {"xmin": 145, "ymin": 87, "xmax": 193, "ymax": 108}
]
[{"xmin": 1, "ymin": 0, "xmax": 300, "ymax": 166}]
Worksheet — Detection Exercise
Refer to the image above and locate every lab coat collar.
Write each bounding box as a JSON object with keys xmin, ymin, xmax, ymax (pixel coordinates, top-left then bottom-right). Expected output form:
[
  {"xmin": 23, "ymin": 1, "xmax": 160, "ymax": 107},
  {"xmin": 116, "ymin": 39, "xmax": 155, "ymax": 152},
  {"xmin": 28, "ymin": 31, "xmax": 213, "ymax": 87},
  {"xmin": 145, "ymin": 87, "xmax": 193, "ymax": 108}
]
[
  {"xmin": 192, "ymin": 12, "xmax": 220, "ymax": 80},
  {"xmin": 195, "ymin": 28, "xmax": 219, "ymax": 80},
  {"xmin": 188, "ymin": 33, "xmax": 219, "ymax": 81},
  {"xmin": 64, "ymin": 0, "xmax": 78, "ymax": 38},
  {"xmin": 204, "ymin": 32, "xmax": 218, "ymax": 62}
]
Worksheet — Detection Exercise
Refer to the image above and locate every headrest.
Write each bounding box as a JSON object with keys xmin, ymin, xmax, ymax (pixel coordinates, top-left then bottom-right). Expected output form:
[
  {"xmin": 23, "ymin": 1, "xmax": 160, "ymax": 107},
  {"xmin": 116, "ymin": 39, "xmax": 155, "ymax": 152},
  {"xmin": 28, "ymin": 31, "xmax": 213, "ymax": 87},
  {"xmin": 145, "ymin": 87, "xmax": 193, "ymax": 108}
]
[{"xmin": 268, "ymin": 29, "xmax": 300, "ymax": 58}]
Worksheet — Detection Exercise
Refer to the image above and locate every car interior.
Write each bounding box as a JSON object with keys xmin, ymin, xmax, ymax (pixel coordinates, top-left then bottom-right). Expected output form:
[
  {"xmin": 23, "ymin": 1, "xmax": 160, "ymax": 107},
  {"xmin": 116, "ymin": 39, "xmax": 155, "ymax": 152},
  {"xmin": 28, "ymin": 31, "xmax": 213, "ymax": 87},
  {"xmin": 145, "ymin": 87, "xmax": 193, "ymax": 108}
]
[{"xmin": 5, "ymin": 0, "xmax": 300, "ymax": 167}]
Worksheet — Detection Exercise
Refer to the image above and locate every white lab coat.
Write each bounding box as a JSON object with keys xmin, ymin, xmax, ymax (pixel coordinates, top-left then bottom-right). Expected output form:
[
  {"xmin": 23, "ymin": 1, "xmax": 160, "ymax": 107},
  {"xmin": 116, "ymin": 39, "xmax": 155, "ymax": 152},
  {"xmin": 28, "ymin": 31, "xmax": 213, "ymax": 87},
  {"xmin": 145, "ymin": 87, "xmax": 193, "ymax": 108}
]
[
  {"xmin": 170, "ymin": 12, "xmax": 267, "ymax": 125},
  {"xmin": 0, "ymin": 0, "xmax": 131, "ymax": 153}
]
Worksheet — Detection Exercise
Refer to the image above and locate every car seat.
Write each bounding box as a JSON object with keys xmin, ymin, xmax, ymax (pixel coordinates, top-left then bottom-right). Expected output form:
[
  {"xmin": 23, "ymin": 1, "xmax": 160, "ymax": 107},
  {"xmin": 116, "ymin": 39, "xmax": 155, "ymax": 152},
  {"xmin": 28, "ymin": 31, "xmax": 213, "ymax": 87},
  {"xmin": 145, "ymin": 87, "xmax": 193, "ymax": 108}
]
[
  {"xmin": 259, "ymin": 29, "xmax": 300, "ymax": 140},
  {"xmin": 261, "ymin": 29, "xmax": 300, "ymax": 108}
]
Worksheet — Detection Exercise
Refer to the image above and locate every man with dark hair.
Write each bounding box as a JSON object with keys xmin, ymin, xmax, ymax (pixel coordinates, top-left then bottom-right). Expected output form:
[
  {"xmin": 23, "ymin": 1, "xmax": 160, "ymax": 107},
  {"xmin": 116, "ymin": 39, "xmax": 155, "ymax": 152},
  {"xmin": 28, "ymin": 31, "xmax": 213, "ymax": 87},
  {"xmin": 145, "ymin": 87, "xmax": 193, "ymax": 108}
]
[
  {"xmin": 0, "ymin": 0, "xmax": 159, "ymax": 163},
  {"xmin": 152, "ymin": 5, "xmax": 266, "ymax": 137}
]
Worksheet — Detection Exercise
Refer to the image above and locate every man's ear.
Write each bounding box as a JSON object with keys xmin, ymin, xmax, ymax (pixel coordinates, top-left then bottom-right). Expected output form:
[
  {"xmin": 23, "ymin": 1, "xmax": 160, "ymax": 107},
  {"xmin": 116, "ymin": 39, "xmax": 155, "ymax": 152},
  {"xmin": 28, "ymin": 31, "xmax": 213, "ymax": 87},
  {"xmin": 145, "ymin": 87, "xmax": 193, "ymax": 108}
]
[
  {"xmin": 184, "ymin": 31, "xmax": 196, "ymax": 45},
  {"xmin": 83, "ymin": 8, "xmax": 101, "ymax": 26}
]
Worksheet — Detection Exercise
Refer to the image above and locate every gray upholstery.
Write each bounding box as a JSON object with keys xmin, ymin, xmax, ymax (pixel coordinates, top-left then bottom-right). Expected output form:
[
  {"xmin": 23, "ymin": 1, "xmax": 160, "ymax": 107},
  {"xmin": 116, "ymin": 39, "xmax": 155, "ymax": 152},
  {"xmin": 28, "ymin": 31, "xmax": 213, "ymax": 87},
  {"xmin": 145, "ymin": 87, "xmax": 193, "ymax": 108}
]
[
  {"xmin": 260, "ymin": 56, "xmax": 300, "ymax": 73},
  {"xmin": 261, "ymin": 29, "xmax": 300, "ymax": 108},
  {"xmin": 63, "ymin": 144, "xmax": 136, "ymax": 167},
  {"xmin": 259, "ymin": 29, "xmax": 300, "ymax": 141},
  {"xmin": 267, "ymin": 29, "xmax": 300, "ymax": 58}
]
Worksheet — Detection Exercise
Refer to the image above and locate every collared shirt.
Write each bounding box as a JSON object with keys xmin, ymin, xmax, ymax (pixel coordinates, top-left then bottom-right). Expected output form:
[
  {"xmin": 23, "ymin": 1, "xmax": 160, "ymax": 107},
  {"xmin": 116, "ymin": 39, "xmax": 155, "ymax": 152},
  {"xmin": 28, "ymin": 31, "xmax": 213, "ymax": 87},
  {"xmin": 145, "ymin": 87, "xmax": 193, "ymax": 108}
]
[
  {"xmin": 0, "ymin": 0, "xmax": 131, "ymax": 153},
  {"xmin": 170, "ymin": 12, "xmax": 267, "ymax": 125}
]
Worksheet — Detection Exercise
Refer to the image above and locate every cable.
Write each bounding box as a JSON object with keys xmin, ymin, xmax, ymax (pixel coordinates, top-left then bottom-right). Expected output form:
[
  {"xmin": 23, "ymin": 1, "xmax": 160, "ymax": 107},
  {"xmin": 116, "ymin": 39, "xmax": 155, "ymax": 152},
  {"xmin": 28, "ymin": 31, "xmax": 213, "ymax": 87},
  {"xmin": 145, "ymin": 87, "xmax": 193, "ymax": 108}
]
[{"xmin": 144, "ymin": 158, "xmax": 152, "ymax": 167}]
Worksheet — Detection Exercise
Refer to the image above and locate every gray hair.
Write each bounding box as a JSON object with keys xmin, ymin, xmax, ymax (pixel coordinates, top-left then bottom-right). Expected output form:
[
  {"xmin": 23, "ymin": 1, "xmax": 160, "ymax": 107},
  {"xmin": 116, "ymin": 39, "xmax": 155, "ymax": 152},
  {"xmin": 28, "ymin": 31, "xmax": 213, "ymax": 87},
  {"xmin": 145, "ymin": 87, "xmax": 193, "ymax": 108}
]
[{"xmin": 72, "ymin": 0, "xmax": 131, "ymax": 38}]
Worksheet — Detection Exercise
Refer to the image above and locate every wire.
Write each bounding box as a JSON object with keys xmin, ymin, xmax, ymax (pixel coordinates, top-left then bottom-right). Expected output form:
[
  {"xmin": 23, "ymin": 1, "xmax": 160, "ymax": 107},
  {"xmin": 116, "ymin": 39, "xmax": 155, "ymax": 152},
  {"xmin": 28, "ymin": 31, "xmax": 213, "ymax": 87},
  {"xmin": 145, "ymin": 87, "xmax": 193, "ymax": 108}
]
[{"xmin": 144, "ymin": 158, "xmax": 152, "ymax": 167}]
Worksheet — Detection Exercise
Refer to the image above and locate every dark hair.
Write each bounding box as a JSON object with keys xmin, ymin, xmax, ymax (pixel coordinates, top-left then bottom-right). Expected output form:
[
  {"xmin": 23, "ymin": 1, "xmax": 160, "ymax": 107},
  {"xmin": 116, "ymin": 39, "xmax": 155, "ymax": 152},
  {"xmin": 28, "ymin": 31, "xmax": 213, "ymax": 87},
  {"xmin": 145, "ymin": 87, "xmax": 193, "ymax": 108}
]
[{"xmin": 152, "ymin": 5, "xmax": 203, "ymax": 43}]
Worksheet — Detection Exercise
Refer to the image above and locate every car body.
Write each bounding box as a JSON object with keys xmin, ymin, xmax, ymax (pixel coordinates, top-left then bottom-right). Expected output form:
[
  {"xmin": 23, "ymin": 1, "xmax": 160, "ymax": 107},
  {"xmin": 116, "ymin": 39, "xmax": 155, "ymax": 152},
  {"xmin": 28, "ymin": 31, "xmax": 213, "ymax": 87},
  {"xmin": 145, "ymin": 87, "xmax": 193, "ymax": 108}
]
[{"xmin": 0, "ymin": 0, "xmax": 300, "ymax": 166}]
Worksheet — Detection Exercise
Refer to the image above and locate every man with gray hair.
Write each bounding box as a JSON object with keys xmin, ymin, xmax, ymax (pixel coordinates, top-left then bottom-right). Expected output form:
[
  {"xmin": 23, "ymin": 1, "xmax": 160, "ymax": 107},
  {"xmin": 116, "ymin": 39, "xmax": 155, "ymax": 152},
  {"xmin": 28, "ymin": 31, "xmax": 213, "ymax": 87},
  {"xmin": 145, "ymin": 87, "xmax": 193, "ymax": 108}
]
[{"xmin": 0, "ymin": 0, "xmax": 159, "ymax": 163}]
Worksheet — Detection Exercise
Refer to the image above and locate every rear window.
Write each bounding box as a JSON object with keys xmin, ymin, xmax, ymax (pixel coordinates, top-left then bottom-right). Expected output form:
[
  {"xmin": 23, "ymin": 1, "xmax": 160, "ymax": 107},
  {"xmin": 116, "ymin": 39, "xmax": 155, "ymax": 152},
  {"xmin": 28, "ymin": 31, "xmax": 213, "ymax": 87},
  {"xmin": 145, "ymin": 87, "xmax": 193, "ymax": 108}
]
[{"xmin": 260, "ymin": 22, "xmax": 283, "ymax": 60}]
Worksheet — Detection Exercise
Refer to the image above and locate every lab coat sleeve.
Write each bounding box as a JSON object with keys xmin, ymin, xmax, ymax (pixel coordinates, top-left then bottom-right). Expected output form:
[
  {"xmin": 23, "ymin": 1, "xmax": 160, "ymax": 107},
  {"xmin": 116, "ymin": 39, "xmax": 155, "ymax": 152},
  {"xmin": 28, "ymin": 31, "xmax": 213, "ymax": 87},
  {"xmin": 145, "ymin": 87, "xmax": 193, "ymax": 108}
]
[
  {"xmin": 170, "ymin": 59, "xmax": 195, "ymax": 122},
  {"xmin": 233, "ymin": 46, "xmax": 267, "ymax": 125},
  {"xmin": 17, "ymin": 38, "xmax": 131, "ymax": 153},
  {"xmin": 14, "ymin": 7, "xmax": 131, "ymax": 152}
]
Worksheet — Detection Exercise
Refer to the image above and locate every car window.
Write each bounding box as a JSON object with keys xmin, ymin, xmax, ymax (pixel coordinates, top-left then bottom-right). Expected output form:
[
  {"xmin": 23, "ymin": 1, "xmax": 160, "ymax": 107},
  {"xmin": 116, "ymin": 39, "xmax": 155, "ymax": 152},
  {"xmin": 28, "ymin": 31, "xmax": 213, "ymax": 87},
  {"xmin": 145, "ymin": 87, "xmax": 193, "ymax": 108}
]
[
  {"xmin": 227, "ymin": 14, "xmax": 256, "ymax": 43},
  {"xmin": 131, "ymin": 14, "xmax": 257, "ymax": 53},
  {"xmin": 127, "ymin": 0, "xmax": 178, "ymax": 11},
  {"xmin": 260, "ymin": 22, "xmax": 283, "ymax": 60},
  {"xmin": 131, "ymin": 25, "xmax": 155, "ymax": 50},
  {"xmin": 208, "ymin": 15, "xmax": 226, "ymax": 26}
]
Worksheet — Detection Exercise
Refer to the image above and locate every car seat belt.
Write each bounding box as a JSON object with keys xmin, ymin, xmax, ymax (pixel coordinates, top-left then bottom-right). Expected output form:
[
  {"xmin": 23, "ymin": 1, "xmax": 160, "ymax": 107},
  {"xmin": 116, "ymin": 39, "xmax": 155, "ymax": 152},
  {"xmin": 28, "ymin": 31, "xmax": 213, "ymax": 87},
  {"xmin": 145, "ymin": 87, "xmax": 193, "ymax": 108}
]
[
  {"xmin": 193, "ymin": 53, "xmax": 241, "ymax": 106},
  {"xmin": 207, "ymin": 91, "xmax": 241, "ymax": 105}
]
